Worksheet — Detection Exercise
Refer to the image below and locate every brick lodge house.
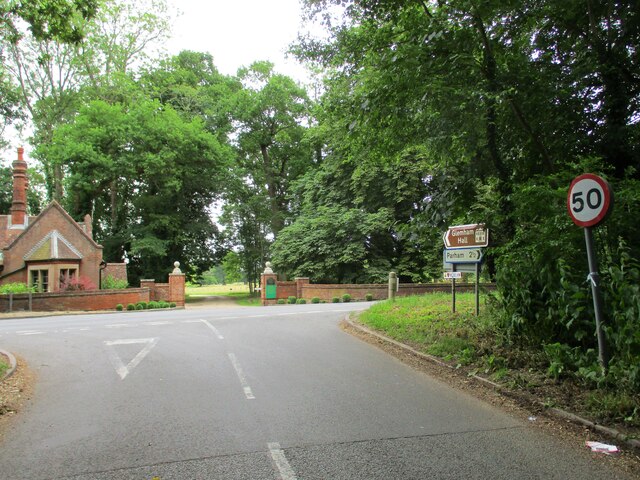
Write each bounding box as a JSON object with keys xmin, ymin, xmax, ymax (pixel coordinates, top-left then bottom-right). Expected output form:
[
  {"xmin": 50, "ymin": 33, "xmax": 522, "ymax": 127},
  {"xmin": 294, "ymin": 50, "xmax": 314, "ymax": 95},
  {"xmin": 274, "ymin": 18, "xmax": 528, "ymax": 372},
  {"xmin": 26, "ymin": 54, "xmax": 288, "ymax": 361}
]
[{"xmin": 0, "ymin": 147, "xmax": 124, "ymax": 293}]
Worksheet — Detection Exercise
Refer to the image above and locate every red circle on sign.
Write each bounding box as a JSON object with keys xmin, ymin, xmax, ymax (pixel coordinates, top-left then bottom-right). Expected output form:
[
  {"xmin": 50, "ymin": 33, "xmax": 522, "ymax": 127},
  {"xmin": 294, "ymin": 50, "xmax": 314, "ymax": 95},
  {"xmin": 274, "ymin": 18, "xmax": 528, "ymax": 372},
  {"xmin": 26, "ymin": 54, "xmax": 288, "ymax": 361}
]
[{"xmin": 567, "ymin": 174, "xmax": 613, "ymax": 228}]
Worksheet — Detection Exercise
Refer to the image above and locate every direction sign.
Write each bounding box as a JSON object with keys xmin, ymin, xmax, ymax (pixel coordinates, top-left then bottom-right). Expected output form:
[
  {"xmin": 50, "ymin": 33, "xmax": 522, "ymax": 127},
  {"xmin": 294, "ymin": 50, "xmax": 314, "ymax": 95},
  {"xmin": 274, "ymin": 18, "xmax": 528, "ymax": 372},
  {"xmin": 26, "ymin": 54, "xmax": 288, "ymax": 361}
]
[
  {"xmin": 443, "ymin": 224, "xmax": 489, "ymax": 249},
  {"xmin": 444, "ymin": 248, "xmax": 483, "ymax": 264},
  {"xmin": 567, "ymin": 174, "xmax": 613, "ymax": 228},
  {"xmin": 443, "ymin": 257, "xmax": 476, "ymax": 273},
  {"xmin": 444, "ymin": 271, "xmax": 462, "ymax": 279}
]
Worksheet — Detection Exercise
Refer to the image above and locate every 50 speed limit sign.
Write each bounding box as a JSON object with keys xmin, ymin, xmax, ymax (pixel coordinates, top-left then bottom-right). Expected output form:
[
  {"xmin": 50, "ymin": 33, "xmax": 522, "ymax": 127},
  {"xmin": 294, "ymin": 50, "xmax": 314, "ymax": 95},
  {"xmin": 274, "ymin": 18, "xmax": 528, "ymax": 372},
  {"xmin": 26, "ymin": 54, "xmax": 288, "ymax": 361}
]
[{"xmin": 567, "ymin": 174, "xmax": 613, "ymax": 228}]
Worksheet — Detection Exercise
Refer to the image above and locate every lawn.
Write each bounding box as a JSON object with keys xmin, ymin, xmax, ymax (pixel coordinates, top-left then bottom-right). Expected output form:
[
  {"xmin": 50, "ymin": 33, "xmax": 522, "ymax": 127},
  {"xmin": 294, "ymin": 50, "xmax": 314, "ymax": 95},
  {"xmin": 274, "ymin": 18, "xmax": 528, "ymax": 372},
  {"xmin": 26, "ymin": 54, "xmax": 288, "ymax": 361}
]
[
  {"xmin": 185, "ymin": 283, "xmax": 260, "ymax": 306},
  {"xmin": 186, "ymin": 283, "xmax": 250, "ymax": 296}
]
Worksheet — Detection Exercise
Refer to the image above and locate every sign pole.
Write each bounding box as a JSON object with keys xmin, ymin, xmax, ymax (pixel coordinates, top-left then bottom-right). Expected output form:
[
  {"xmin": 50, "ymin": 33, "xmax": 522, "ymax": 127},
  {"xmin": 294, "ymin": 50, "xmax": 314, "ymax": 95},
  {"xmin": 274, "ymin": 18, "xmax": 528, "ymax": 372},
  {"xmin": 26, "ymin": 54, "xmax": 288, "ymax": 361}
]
[
  {"xmin": 451, "ymin": 264, "xmax": 457, "ymax": 313},
  {"xmin": 567, "ymin": 173, "xmax": 613, "ymax": 374},
  {"xmin": 475, "ymin": 263, "xmax": 480, "ymax": 316},
  {"xmin": 584, "ymin": 227, "xmax": 609, "ymax": 371}
]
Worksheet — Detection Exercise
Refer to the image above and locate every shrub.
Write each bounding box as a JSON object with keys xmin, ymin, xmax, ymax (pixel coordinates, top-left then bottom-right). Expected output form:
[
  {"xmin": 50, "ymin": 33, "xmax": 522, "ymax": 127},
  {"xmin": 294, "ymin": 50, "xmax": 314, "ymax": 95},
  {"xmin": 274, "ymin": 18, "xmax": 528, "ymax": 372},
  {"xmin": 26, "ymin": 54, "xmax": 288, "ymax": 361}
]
[
  {"xmin": 342, "ymin": 293, "xmax": 352, "ymax": 303},
  {"xmin": 365, "ymin": 293, "xmax": 374, "ymax": 301},
  {"xmin": 277, "ymin": 299, "xmax": 286, "ymax": 304},
  {"xmin": 126, "ymin": 303, "xmax": 136, "ymax": 311},
  {"xmin": 311, "ymin": 297, "xmax": 320, "ymax": 304},
  {"xmin": 0, "ymin": 282, "xmax": 34, "ymax": 294},
  {"xmin": 170, "ymin": 302, "xmax": 176, "ymax": 308},
  {"xmin": 148, "ymin": 301, "xmax": 158, "ymax": 309},
  {"xmin": 62, "ymin": 276, "xmax": 97, "ymax": 291},
  {"xmin": 116, "ymin": 304, "xmax": 124, "ymax": 311},
  {"xmin": 288, "ymin": 296, "xmax": 297, "ymax": 304},
  {"xmin": 297, "ymin": 298, "xmax": 306, "ymax": 304},
  {"xmin": 101, "ymin": 275, "xmax": 129, "ymax": 290},
  {"xmin": 332, "ymin": 297, "xmax": 340, "ymax": 303},
  {"xmin": 135, "ymin": 303, "xmax": 144, "ymax": 310},
  {"xmin": 160, "ymin": 302, "xmax": 170, "ymax": 308}
]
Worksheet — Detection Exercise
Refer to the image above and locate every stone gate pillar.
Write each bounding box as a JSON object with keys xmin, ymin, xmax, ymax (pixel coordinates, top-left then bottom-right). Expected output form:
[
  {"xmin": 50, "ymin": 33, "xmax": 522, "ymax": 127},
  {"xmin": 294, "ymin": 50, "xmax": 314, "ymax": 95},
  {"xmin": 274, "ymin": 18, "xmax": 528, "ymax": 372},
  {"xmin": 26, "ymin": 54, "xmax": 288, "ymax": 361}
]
[
  {"xmin": 261, "ymin": 262, "xmax": 278, "ymax": 306},
  {"xmin": 168, "ymin": 261, "xmax": 186, "ymax": 307}
]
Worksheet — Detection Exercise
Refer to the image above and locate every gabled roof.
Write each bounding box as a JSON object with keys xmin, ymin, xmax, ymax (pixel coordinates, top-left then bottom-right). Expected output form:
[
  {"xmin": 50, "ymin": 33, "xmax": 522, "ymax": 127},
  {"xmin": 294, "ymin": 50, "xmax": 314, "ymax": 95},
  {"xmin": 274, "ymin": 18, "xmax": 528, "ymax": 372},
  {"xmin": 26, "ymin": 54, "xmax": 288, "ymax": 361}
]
[
  {"xmin": 5, "ymin": 200, "xmax": 102, "ymax": 251},
  {"xmin": 24, "ymin": 230, "xmax": 83, "ymax": 261}
]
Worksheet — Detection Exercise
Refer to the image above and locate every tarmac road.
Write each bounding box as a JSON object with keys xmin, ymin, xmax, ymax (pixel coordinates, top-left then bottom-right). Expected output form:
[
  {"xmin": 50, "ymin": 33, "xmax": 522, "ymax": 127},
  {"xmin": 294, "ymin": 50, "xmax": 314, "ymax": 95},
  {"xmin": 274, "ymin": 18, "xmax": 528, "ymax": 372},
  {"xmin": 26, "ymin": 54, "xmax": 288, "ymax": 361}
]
[{"xmin": 0, "ymin": 303, "xmax": 632, "ymax": 479}]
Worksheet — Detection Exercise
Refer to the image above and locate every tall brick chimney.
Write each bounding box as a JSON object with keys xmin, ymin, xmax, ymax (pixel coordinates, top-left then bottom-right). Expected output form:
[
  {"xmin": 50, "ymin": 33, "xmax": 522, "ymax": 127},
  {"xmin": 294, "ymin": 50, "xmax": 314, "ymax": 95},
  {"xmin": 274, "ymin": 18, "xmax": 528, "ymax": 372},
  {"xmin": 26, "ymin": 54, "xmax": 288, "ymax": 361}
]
[{"xmin": 10, "ymin": 147, "xmax": 28, "ymax": 227}]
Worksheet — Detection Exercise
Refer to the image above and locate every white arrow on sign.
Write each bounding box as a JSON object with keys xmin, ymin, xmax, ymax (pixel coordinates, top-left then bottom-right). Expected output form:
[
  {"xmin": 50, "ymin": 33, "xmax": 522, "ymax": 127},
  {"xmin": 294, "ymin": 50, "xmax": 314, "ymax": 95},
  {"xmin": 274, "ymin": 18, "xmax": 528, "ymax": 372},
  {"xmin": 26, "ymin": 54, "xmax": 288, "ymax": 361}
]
[
  {"xmin": 444, "ymin": 248, "xmax": 483, "ymax": 264},
  {"xmin": 104, "ymin": 338, "xmax": 158, "ymax": 380}
]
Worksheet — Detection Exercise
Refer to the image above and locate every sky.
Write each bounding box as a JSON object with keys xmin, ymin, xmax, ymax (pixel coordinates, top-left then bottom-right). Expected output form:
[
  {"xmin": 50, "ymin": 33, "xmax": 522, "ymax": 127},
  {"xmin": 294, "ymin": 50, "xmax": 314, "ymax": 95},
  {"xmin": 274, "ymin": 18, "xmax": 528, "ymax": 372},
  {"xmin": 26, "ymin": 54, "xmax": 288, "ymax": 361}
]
[{"xmin": 165, "ymin": 0, "xmax": 314, "ymax": 83}]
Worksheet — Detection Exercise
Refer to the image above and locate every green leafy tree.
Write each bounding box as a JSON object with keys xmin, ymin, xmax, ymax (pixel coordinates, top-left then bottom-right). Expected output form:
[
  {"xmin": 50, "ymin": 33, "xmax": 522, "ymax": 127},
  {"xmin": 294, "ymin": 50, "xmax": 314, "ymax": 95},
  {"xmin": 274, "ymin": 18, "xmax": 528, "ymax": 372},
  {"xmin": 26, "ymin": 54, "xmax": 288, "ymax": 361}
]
[
  {"xmin": 37, "ymin": 86, "xmax": 232, "ymax": 282},
  {"xmin": 231, "ymin": 61, "xmax": 314, "ymax": 236},
  {"xmin": 221, "ymin": 251, "xmax": 244, "ymax": 284}
]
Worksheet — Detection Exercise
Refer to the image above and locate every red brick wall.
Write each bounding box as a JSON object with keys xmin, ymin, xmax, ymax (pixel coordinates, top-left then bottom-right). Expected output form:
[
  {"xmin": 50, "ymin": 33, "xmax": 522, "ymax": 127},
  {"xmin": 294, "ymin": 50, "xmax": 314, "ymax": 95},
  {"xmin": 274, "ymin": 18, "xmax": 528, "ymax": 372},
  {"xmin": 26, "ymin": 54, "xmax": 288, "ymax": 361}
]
[
  {"xmin": 0, "ymin": 288, "xmax": 150, "ymax": 312},
  {"xmin": 300, "ymin": 283, "xmax": 487, "ymax": 302},
  {"xmin": 168, "ymin": 274, "xmax": 185, "ymax": 306},
  {"xmin": 103, "ymin": 263, "xmax": 128, "ymax": 283}
]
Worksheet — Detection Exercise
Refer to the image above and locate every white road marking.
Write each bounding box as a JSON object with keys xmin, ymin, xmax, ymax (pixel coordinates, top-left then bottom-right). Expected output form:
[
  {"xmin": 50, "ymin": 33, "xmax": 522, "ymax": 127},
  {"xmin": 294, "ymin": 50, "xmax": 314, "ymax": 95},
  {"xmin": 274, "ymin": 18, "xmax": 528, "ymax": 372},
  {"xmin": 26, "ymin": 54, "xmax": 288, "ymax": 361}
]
[
  {"xmin": 201, "ymin": 320, "xmax": 224, "ymax": 339},
  {"xmin": 104, "ymin": 338, "xmax": 158, "ymax": 380},
  {"xmin": 144, "ymin": 321, "xmax": 172, "ymax": 326},
  {"xmin": 268, "ymin": 442, "xmax": 298, "ymax": 480},
  {"xmin": 228, "ymin": 353, "xmax": 255, "ymax": 400},
  {"xmin": 17, "ymin": 330, "xmax": 44, "ymax": 335},
  {"xmin": 105, "ymin": 324, "xmax": 130, "ymax": 328}
]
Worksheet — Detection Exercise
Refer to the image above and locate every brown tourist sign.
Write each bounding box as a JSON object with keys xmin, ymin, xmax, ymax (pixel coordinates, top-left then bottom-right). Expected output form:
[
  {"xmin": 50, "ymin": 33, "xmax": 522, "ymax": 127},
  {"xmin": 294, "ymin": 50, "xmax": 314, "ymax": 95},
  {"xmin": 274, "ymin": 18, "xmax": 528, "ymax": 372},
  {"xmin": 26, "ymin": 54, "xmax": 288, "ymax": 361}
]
[{"xmin": 442, "ymin": 224, "xmax": 489, "ymax": 249}]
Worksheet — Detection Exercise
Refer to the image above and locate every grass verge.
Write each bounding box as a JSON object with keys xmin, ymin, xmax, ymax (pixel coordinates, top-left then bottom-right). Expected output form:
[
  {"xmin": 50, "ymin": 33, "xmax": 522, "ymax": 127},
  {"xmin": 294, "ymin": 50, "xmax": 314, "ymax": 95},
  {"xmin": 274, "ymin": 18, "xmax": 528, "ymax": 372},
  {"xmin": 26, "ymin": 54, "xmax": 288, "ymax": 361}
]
[
  {"xmin": 358, "ymin": 293, "xmax": 640, "ymax": 432},
  {"xmin": 0, "ymin": 357, "xmax": 8, "ymax": 378}
]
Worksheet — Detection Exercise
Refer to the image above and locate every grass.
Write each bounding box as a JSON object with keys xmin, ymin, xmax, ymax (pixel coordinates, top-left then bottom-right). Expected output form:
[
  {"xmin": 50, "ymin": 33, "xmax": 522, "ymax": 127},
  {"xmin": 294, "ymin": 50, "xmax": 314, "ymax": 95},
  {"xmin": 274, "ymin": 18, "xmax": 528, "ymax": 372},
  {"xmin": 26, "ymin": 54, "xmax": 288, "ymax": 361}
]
[
  {"xmin": 359, "ymin": 293, "xmax": 493, "ymax": 365},
  {"xmin": 185, "ymin": 283, "xmax": 261, "ymax": 306},
  {"xmin": 186, "ymin": 283, "xmax": 250, "ymax": 296},
  {"xmin": 235, "ymin": 294, "xmax": 261, "ymax": 306},
  {"xmin": 0, "ymin": 357, "xmax": 8, "ymax": 378}
]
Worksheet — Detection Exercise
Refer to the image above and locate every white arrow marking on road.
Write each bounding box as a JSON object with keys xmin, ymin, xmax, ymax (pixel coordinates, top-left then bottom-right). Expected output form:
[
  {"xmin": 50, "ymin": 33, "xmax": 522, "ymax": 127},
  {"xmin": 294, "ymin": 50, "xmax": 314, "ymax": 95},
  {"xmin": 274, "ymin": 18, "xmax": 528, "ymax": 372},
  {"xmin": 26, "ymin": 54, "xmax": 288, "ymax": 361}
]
[{"xmin": 104, "ymin": 338, "xmax": 158, "ymax": 380}]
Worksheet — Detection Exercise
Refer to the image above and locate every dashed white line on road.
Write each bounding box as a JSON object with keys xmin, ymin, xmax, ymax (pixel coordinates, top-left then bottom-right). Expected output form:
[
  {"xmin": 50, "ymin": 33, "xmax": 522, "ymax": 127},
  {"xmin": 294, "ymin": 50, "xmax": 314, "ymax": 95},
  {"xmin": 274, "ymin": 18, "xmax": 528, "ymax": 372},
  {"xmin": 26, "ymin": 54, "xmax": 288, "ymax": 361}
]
[
  {"xmin": 228, "ymin": 353, "xmax": 255, "ymax": 400},
  {"xmin": 17, "ymin": 330, "xmax": 44, "ymax": 335},
  {"xmin": 201, "ymin": 320, "xmax": 224, "ymax": 340},
  {"xmin": 268, "ymin": 442, "xmax": 298, "ymax": 480},
  {"xmin": 144, "ymin": 321, "xmax": 172, "ymax": 326},
  {"xmin": 105, "ymin": 324, "xmax": 130, "ymax": 328}
]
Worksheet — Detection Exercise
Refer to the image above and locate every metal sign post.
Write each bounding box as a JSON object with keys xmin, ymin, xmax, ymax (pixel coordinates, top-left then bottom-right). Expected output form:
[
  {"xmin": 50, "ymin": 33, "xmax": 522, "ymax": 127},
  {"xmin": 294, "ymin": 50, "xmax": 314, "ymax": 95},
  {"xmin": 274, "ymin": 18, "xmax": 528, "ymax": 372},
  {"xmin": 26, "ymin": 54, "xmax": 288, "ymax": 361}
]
[
  {"xmin": 567, "ymin": 173, "xmax": 613, "ymax": 372},
  {"xmin": 443, "ymin": 240, "xmax": 487, "ymax": 316}
]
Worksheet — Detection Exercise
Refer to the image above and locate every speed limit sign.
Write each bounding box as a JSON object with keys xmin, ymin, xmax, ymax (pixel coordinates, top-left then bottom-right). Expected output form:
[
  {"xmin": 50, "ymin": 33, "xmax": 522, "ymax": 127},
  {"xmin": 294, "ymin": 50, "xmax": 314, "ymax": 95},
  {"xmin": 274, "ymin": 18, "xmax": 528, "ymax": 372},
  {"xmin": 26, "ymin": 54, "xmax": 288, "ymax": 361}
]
[{"xmin": 567, "ymin": 174, "xmax": 613, "ymax": 227}]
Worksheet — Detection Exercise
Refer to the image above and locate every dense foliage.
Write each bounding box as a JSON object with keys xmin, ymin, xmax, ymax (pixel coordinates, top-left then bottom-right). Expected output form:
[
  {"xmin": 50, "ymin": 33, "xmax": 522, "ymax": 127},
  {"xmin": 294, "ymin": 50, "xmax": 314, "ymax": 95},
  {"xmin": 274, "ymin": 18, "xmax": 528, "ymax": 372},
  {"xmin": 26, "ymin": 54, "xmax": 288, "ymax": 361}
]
[{"xmin": 288, "ymin": 0, "xmax": 640, "ymax": 399}]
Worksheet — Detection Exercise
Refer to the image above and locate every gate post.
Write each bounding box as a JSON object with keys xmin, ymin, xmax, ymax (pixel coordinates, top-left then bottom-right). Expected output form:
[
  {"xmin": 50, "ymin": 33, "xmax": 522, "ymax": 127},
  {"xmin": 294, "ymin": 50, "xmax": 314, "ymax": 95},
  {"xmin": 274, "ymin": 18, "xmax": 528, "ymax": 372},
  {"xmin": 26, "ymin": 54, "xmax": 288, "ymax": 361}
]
[{"xmin": 261, "ymin": 262, "xmax": 278, "ymax": 306}]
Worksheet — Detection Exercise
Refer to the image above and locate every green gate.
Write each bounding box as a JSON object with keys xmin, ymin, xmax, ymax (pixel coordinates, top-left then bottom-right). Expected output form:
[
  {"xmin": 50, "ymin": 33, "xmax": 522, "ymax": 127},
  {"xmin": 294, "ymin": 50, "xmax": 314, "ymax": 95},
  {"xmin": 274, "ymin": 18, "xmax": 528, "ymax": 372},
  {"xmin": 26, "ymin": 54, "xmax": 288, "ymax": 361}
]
[{"xmin": 266, "ymin": 278, "xmax": 277, "ymax": 299}]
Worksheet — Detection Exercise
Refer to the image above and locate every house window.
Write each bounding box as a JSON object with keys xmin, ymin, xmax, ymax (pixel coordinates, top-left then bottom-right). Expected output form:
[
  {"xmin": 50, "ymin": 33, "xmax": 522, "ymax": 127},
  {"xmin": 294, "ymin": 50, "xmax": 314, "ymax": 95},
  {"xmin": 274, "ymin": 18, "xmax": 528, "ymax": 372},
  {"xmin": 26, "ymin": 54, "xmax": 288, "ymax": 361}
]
[
  {"xmin": 59, "ymin": 268, "xmax": 77, "ymax": 289},
  {"xmin": 30, "ymin": 269, "xmax": 49, "ymax": 293}
]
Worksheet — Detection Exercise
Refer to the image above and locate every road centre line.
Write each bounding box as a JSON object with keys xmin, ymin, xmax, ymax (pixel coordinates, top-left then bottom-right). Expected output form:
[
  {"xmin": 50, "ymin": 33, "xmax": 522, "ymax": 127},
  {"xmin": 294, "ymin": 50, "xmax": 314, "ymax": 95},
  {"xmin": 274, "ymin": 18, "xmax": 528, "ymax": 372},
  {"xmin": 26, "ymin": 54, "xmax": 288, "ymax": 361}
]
[
  {"xmin": 200, "ymin": 320, "xmax": 224, "ymax": 339},
  {"xmin": 228, "ymin": 353, "xmax": 255, "ymax": 400},
  {"xmin": 17, "ymin": 330, "xmax": 44, "ymax": 335},
  {"xmin": 144, "ymin": 321, "xmax": 172, "ymax": 326},
  {"xmin": 268, "ymin": 442, "xmax": 298, "ymax": 480}
]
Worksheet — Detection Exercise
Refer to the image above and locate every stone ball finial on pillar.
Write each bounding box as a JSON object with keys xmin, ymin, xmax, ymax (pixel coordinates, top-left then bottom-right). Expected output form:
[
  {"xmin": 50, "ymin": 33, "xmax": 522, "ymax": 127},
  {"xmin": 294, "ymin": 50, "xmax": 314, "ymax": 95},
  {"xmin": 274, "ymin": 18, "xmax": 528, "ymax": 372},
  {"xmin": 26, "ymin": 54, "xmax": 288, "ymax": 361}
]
[
  {"xmin": 172, "ymin": 261, "xmax": 182, "ymax": 274},
  {"xmin": 263, "ymin": 262, "xmax": 274, "ymax": 274}
]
